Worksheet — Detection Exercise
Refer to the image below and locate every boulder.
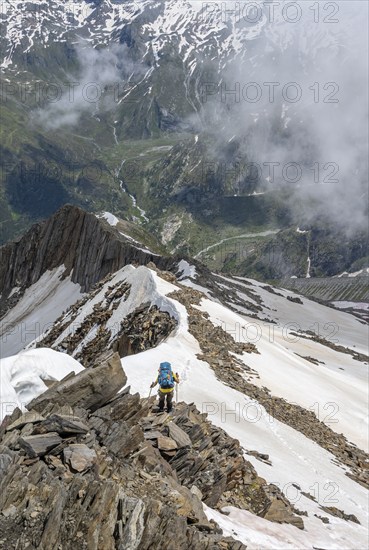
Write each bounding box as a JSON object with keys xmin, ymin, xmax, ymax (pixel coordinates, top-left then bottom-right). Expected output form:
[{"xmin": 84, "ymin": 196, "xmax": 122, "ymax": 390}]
[
  {"xmin": 63, "ymin": 444, "xmax": 97, "ymax": 472},
  {"xmin": 28, "ymin": 352, "xmax": 126, "ymax": 413},
  {"xmin": 6, "ymin": 411, "xmax": 45, "ymax": 432},
  {"xmin": 157, "ymin": 436, "xmax": 178, "ymax": 452},
  {"xmin": 264, "ymin": 499, "xmax": 304, "ymax": 530},
  {"xmin": 19, "ymin": 433, "xmax": 62, "ymax": 458},
  {"xmin": 168, "ymin": 422, "xmax": 192, "ymax": 448}
]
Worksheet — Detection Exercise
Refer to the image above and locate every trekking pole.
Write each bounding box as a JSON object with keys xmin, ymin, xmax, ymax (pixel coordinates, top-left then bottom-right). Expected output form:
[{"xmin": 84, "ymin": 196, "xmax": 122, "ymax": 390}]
[
  {"xmin": 148, "ymin": 386, "xmax": 152, "ymax": 398},
  {"xmin": 175, "ymin": 372, "xmax": 179, "ymax": 402}
]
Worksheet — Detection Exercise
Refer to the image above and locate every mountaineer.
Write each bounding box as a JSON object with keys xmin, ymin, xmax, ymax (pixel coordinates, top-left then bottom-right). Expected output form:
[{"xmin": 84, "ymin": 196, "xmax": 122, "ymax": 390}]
[{"xmin": 150, "ymin": 362, "xmax": 179, "ymax": 413}]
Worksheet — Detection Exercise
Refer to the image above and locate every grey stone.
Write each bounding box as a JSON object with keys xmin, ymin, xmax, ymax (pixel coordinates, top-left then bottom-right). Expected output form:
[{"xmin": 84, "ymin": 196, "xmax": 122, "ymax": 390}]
[
  {"xmin": 19, "ymin": 433, "xmax": 62, "ymax": 458},
  {"xmin": 28, "ymin": 352, "xmax": 126, "ymax": 413},
  {"xmin": 168, "ymin": 422, "xmax": 192, "ymax": 448},
  {"xmin": 264, "ymin": 500, "xmax": 304, "ymax": 530},
  {"xmin": 33, "ymin": 414, "xmax": 89, "ymax": 436},
  {"xmin": 63, "ymin": 444, "xmax": 97, "ymax": 472},
  {"xmin": 6, "ymin": 412, "xmax": 45, "ymax": 432}
]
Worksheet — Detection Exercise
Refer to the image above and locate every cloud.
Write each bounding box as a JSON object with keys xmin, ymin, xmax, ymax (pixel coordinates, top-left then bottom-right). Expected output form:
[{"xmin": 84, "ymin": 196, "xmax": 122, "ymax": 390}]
[
  {"xmin": 34, "ymin": 42, "xmax": 140, "ymax": 130},
  {"xmin": 197, "ymin": 0, "xmax": 368, "ymax": 231}
]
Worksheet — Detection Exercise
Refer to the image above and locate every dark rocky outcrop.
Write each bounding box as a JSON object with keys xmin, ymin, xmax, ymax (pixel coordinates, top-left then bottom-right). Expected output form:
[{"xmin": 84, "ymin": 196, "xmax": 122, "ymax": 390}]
[
  {"xmin": 0, "ymin": 204, "xmax": 175, "ymax": 303},
  {"xmin": 113, "ymin": 304, "xmax": 177, "ymax": 358},
  {"xmin": 37, "ymin": 288, "xmax": 178, "ymax": 365}
]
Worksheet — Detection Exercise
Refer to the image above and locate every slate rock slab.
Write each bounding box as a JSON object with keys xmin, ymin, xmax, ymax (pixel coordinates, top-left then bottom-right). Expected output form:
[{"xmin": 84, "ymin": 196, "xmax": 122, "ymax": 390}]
[
  {"xmin": 157, "ymin": 436, "xmax": 177, "ymax": 452},
  {"xmin": 19, "ymin": 433, "xmax": 62, "ymax": 458},
  {"xmin": 6, "ymin": 412, "xmax": 45, "ymax": 432},
  {"xmin": 28, "ymin": 352, "xmax": 126, "ymax": 413},
  {"xmin": 168, "ymin": 422, "xmax": 192, "ymax": 448}
]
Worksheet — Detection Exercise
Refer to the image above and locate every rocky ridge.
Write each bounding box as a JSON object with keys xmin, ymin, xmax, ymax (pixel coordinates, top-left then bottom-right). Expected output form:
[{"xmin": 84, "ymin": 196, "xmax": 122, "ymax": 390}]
[
  {"xmin": 28, "ymin": 261, "xmax": 369, "ymax": 491},
  {"xmin": 37, "ymin": 272, "xmax": 178, "ymax": 366},
  {"xmin": 0, "ymin": 351, "xmax": 310, "ymax": 549},
  {"xmin": 0, "ymin": 205, "xmax": 174, "ymax": 312}
]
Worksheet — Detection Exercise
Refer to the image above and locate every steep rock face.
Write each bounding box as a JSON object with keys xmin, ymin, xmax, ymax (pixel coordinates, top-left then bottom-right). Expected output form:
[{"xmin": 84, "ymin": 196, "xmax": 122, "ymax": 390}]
[
  {"xmin": 277, "ymin": 276, "xmax": 369, "ymax": 303},
  {"xmin": 0, "ymin": 204, "xmax": 174, "ymax": 298}
]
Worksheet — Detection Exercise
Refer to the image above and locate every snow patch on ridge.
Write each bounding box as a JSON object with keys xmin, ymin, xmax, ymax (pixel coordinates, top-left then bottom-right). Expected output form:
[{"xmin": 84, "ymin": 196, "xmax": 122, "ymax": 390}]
[
  {"xmin": 177, "ymin": 260, "xmax": 197, "ymax": 279},
  {"xmin": 97, "ymin": 211, "xmax": 119, "ymax": 226},
  {"xmin": 0, "ymin": 266, "xmax": 83, "ymax": 358},
  {"xmin": 0, "ymin": 348, "xmax": 84, "ymax": 421},
  {"xmin": 51, "ymin": 265, "xmax": 180, "ymax": 354}
]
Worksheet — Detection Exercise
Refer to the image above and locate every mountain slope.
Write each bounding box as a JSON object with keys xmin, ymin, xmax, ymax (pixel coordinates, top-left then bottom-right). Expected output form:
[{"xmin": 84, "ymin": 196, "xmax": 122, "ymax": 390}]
[
  {"xmin": 0, "ymin": 206, "xmax": 368, "ymax": 548},
  {"xmin": 0, "ymin": 204, "xmax": 168, "ymax": 298},
  {"xmin": 1, "ymin": 263, "xmax": 368, "ymax": 549}
]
